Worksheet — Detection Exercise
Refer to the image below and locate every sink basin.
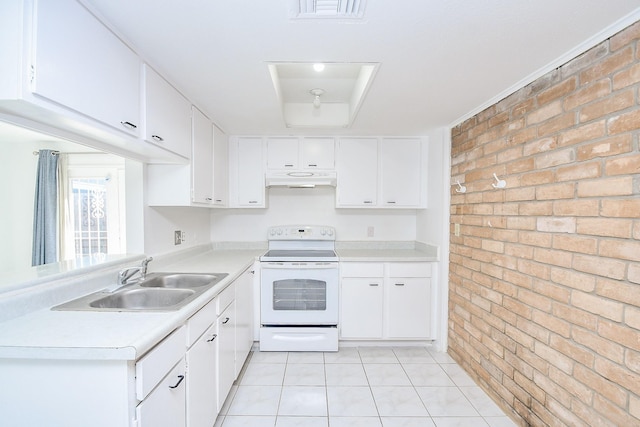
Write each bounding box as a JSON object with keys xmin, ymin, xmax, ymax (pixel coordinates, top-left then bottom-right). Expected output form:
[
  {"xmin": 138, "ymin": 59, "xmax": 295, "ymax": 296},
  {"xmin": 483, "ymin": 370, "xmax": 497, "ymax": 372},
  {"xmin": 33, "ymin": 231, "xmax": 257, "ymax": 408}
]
[
  {"xmin": 52, "ymin": 271, "xmax": 229, "ymax": 312},
  {"xmin": 139, "ymin": 273, "xmax": 227, "ymax": 289},
  {"xmin": 89, "ymin": 288, "xmax": 195, "ymax": 310}
]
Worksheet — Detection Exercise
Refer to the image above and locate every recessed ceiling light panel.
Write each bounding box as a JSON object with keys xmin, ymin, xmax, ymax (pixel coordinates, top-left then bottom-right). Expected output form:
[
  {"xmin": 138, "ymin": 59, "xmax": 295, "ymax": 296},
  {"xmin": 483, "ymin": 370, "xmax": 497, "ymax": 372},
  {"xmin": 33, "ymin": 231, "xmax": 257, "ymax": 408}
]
[{"xmin": 291, "ymin": 0, "xmax": 367, "ymax": 19}]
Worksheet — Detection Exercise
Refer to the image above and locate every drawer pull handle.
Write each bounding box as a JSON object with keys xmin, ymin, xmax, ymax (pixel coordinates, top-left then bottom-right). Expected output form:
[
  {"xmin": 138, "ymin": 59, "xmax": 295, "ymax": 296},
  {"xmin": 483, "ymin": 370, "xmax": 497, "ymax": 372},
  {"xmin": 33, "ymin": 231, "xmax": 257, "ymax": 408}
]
[
  {"xmin": 395, "ymin": 283, "xmax": 405, "ymax": 286},
  {"xmin": 151, "ymin": 134, "xmax": 164, "ymax": 142},
  {"xmin": 169, "ymin": 375, "xmax": 185, "ymax": 389},
  {"xmin": 207, "ymin": 334, "xmax": 218, "ymax": 342},
  {"xmin": 120, "ymin": 121, "xmax": 137, "ymax": 130},
  {"xmin": 369, "ymin": 283, "xmax": 379, "ymax": 287},
  {"xmin": 222, "ymin": 317, "xmax": 230, "ymax": 324}
]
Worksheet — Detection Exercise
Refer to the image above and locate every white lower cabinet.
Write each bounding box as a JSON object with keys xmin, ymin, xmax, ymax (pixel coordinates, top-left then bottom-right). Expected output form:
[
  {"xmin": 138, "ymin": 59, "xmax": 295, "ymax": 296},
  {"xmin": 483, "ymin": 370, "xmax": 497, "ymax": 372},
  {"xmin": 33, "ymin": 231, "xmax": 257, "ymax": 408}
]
[
  {"xmin": 234, "ymin": 266, "xmax": 254, "ymax": 378},
  {"xmin": 340, "ymin": 262, "xmax": 433, "ymax": 340},
  {"xmin": 217, "ymin": 300, "xmax": 236, "ymax": 411},
  {"xmin": 136, "ymin": 357, "xmax": 187, "ymax": 427}
]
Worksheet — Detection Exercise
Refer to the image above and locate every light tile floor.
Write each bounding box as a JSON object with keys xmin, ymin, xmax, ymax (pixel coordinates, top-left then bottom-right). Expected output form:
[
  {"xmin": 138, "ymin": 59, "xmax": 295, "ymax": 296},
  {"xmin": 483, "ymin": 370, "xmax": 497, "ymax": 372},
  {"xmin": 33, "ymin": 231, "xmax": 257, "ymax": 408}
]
[{"xmin": 214, "ymin": 346, "xmax": 517, "ymax": 427}]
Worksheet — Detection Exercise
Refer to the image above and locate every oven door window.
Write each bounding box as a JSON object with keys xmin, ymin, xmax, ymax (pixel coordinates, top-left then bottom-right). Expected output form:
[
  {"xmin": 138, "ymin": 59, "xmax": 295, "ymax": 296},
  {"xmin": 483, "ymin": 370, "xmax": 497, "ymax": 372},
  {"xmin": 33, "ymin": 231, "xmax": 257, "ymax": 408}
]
[{"xmin": 273, "ymin": 279, "xmax": 327, "ymax": 311}]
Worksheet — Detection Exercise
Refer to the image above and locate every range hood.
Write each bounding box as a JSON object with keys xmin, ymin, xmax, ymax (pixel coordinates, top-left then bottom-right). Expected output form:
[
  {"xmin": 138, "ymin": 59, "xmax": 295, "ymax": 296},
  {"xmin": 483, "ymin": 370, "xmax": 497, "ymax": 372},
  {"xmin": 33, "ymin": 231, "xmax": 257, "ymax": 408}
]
[{"xmin": 265, "ymin": 171, "xmax": 337, "ymax": 188}]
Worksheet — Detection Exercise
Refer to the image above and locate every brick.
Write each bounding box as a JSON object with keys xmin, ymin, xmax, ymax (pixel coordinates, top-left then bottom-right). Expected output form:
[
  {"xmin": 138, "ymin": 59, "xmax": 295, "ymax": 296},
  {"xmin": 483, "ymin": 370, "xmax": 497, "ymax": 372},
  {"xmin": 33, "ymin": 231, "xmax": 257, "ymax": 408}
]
[
  {"xmin": 505, "ymin": 187, "xmax": 536, "ymax": 202},
  {"xmin": 551, "ymin": 267, "xmax": 595, "ymax": 291},
  {"xmin": 573, "ymin": 254, "xmax": 626, "ymax": 279},
  {"xmin": 506, "ymin": 127, "xmax": 537, "ymax": 146},
  {"xmin": 574, "ymin": 364, "xmax": 628, "ymax": 407},
  {"xmin": 580, "ymin": 47, "xmax": 634, "ymax": 84},
  {"xmin": 535, "ymin": 182, "xmax": 575, "ymax": 200},
  {"xmin": 579, "ymin": 90, "xmax": 634, "ymax": 123},
  {"xmin": 592, "ymin": 394, "xmax": 639, "ymax": 427},
  {"xmin": 527, "ymin": 100, "xmax": 563, "ymax": 125},
  {"xmin": 552, "ymin": 199, "xmax": 599, "ymax": 216},
  {"xmin": 481, "ymin": 239, "xmax": 504, "ymax": 253},
  {"xmin": 520, "ymin": 170, "xmax": 555, "ymax": 187},
  {"xmin": 524, "ymin": 137, "xmax": 557, "ymax": 156},
  {"xmin": 533, "ymin": 248, "xmax": 573, "ymax": 268},
  {"xmin": 631, "ymin": 395, "xmax": 640, "ymax": 420},
  {"xmin": 629, "ymin": 264, "xmax": 640, "ymax": 284},
  {"xmin": 605, "ymin": 153, "xmax": 640, "ymax": 175},
  {"xmin": 572, "ymin": 290, "xmax": 624, "ymax": 322},
  {"xmin": 552, "ymin": 234, "xmax": 598, "ymax": 255},
  {"xmin": 601, "ymin": 199, "xmax": 640, "ymax": 218},
  {"xmin": 532, "ymin": 279, "xmax": 570, "ymax": 303},
  {"xmin": 538, "ymin": 77, "xmax": 578, "ymax": 105},
  {"xmin": 572, "ymin": 327, "xmax": 625, "ymax": 363},
  {"xmin": 598, "ymin": 320, "xmax": 640, "ymax": 352},
  {"xmin": 519, "ymin": 201, "xmax": 553, "ymax": 216},
  {"xmin": 506, "ymin": 157, "xmax": 534, "ymax": 174},
  {"xmin": 497, "ymin": 146, "xmax": 523, "ymax": 164},
  {"xmin": 564, "ymin": 79, "xmax": 611, "ymax": 111},
  {"xmin": 558, "ymin": 120, "xmax": 606, "ymax": 147},
  {"xmin": 517, "ymin": 259, "xmax": 550, "ymax": 280},
  {"xmin": 608, "ymin": 109, "xmax": 640, "ymax": 134},
  {"xmin": 536, "ymin": 217, "xmax": 576, "ymax": 233},
  {"xmin": 556, "ymin": 161, "xmax": 601, "ymax": 181},
  {"xmin": 610, "ymin": 20, "xmax": 640, "ymax": 51},
  {"xmin": 535, "ymin": 148, "xmax": 575, "ymax": 169},
  {"xmin": 518, "ymin": 231, "xmax": 551, "ymax": 248},
  {"xmin": 534, "ymin": 342, "xmax": 574, "ymax": 374},
  {"xmin": 577, "ymin": 176, "xmax": 633, "ymax": 197},
  {"xmin": 595, "ymin": 358, "xmax": 640, "ymax": 395},
  {"xmin": 576, "ymin": 217, "xmax": 632, "ymax": 238},
  {"xmin": 599, "ymin": 239, "xmax": 640, "ymax": 262},
  {"xmin": 613, "ymin": 62, "xmax": 640, "ymax": 89},
  {"xmin": 625, "ymin": 306, "xmax": 640, "ymax": 331},
  {"xmin": 576, "ymin": 134, "xmax": 632, "ymax": 160},
  {"xmin": 561, "ymin": 42, "xmax": 608, "ymax": 78},
  {"xmin": 553, "ymin": 303, "xmax": 597, "ymax": 330},
  {"xmin": 538, "ymin": 112, "xmax": 576, "ymax": 137}
]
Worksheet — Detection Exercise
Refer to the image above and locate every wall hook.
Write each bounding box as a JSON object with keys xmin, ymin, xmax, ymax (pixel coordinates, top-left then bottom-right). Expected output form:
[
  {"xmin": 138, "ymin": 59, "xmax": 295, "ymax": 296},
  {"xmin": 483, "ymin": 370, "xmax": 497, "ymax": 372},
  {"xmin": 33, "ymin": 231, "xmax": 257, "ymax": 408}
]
[
  {"xmin": 455, "ymin": 180, "xmax": 467, "ymax": 193},
  {"xmin": 492, "ymin": 173, "xmax": 506, "ymax": 189}
]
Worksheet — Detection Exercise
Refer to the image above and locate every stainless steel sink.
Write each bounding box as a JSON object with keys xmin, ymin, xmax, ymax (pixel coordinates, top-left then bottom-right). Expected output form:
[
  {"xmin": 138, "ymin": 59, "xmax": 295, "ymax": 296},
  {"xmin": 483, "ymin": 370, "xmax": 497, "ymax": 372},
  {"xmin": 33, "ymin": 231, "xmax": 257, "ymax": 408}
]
[
  {"xmin": 89, "ymin": 288, "xmax": 196, "ymax": 310},
  {"xmin": 139, "ymin": 273, "xmax": 227, "ymax": 289},
  {"xmin": 52, "ymin": 272, "xmax": 228, "ymax": 312}
]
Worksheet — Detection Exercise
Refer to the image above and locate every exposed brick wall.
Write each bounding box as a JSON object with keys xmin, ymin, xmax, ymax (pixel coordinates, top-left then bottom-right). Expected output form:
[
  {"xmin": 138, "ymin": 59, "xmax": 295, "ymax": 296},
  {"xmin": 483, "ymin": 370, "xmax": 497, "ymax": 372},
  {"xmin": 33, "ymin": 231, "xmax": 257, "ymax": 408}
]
[{"xmin": 448, "ymin": 20, "xmax": 640, "ymax": 427}]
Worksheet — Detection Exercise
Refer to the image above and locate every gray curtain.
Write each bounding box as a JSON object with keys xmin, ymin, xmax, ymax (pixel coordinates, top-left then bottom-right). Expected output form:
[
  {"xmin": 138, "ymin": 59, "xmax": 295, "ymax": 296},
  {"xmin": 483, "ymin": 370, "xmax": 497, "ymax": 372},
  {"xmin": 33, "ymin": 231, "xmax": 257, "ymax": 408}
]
[{"xmin": 32, "ymin": 150, "xmax": 59, "ymax": 266}]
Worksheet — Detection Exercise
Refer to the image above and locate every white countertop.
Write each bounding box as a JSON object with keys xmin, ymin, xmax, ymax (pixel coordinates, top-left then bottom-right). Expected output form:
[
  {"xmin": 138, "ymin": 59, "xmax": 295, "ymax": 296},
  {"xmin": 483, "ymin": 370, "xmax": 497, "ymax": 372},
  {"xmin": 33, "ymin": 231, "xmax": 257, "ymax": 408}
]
[
  {"xmin": 0, "ymin": 248, "xmax": 263, "ymax": 361},
  {"xmin": 0, "ymin": 241, "xmax": 438, "ymax": 362}
]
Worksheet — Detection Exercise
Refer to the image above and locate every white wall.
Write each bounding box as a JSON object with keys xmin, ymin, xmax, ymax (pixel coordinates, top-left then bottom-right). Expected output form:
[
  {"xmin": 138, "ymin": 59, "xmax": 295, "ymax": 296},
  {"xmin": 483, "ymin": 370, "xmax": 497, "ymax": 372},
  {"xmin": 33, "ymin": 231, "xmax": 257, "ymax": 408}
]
[
  {"xmin": 210, "ymin": 186, "xmax": 418, "ymax": 242},
  {"xmin": 144, "ymin": 205, "xmax": 212, "ymax": 255}
]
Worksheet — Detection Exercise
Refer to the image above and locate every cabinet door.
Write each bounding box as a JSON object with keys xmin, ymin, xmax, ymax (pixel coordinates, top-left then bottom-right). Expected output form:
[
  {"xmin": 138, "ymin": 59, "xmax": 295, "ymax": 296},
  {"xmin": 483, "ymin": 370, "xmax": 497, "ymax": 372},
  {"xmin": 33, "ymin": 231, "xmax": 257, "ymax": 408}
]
[
  {"xmin": 302, "ymin": 137, "xmax": 335, "ymax": 169},
  {"xmin": 136, "ymin": 358, "xmax": 186, "ymax": 427},
  {"xmin": 217, "ymin": 301, "xmax": 236, "ymax": 412},
  {"xmin": 187, "ymin": 324, "xmax": 218, "ymax": 427},
  {"xmin": 33, "ymin": 0, "xmax": 140, "ymax": 136},
  {"xmin": 144, "ymin": 64, "xmax": 192, "ymax": 158},
  {"xmin": 386, "ymin": 277, "xmax": 431, "ymax": 338},
  {"xmin": 267, "ymin": 137, "xmax": 298, "ymax": 169},
  {"xmin": 380, "ymin": 138, "xmax": 423, "ymax": 207},
  {"xmin": 191, "ymin": 107, "xmax": 213, "ymax": 204},
  {"xmin": 336, "ymin": 138, "xmax": 378, "ymax": 207},
  {"xmin": 212, "ymin": 125, "xmax": 228, "ymax": 206},
  {"xmin": 234, "ymin": 268, "xmax": 254, "ymax": 378},
  {"xmin": 340, "ymin": 278, "xmax": 383, "ymax": 339},
  {"xmin": 235, "ymin": 138, "xmax": 265, "ymax": 207}
]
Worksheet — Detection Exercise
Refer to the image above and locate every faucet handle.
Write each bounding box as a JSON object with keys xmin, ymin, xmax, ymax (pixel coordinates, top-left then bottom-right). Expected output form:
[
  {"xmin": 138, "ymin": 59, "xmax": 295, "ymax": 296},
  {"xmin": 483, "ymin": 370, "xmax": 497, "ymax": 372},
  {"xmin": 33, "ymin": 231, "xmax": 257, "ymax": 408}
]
[{"xmin": 140, "ymin": 256, "xmax": 153, "ymax": 275}]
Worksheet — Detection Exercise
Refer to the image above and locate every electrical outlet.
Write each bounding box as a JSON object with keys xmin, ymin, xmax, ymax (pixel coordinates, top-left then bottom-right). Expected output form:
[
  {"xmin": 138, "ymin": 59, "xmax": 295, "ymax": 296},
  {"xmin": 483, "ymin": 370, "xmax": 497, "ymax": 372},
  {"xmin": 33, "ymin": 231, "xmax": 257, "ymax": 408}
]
[
  {"xmin": 367, "ymin": 226, "xmax": 374, "ymax": 237},
  {"xmin": 454, "ymin": 223, "xmax": 461, "ymax": 237},
  {"xmin": 181, "ymin": 231, "xmax": 186, "ymax": 243},
  {"xmin": 174, "ymin": 230, "xmax": 182, "ymax": 245}
]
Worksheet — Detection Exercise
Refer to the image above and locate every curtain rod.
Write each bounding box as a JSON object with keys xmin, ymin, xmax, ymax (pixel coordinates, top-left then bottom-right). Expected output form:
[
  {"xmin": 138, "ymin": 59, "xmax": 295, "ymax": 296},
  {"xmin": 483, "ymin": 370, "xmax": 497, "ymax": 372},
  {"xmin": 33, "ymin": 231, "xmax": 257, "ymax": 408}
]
[{"xmin": 32, "ymin": 150, "xmax": 105, "ymax": 156}]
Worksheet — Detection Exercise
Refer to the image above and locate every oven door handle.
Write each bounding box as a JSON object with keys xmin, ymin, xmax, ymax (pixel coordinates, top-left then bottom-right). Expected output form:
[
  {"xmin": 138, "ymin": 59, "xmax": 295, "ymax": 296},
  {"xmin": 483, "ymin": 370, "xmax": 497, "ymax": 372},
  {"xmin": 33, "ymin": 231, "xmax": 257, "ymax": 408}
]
[{"xmin": 261, "ymin": 262, "xmax": 338, "ymax": 269}]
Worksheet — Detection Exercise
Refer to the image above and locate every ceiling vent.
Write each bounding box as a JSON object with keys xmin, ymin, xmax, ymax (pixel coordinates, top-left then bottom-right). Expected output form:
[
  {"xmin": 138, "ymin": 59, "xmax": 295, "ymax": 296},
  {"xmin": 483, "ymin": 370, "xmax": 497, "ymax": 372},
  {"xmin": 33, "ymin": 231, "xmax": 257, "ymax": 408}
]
[{"xmin": 292, "ymin": 0, "xmax": 367, "ymax": 19}]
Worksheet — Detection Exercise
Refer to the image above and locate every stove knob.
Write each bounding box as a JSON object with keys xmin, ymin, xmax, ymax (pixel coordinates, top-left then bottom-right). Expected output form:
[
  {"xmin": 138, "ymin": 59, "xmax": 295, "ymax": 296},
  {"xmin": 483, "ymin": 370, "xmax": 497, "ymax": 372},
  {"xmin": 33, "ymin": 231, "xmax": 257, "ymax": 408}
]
[
  {"xmin": 269, "ymin": 228, "xmax": 276, "ymax": 236},
  {"xmin": 320, "ymin": 229, "xmax": 326, "ymax": 236},
  {"xmin": 327, "ymin": 228, "xmax": 334, "ymax": 236},
  {"xmin": 276, "ymin": 228, "xmax": 283, "ymax": 235}
]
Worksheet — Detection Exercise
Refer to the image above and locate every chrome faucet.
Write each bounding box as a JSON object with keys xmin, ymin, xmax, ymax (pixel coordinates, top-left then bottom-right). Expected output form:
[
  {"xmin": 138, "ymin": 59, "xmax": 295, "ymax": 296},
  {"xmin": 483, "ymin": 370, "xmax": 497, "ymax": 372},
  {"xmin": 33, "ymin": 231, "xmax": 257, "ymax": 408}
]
[{"xmin": 109, "ymin": 257, "xmax": 153, "ymax": 291}]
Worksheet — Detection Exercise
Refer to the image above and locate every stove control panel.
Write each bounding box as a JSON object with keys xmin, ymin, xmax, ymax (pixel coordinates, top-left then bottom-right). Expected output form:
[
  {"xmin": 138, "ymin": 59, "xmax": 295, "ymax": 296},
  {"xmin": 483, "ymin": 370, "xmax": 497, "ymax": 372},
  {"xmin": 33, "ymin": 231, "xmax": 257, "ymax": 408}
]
[{"xmin": 267, "ymin": 225, "xmax": 335, "ymax": 240}]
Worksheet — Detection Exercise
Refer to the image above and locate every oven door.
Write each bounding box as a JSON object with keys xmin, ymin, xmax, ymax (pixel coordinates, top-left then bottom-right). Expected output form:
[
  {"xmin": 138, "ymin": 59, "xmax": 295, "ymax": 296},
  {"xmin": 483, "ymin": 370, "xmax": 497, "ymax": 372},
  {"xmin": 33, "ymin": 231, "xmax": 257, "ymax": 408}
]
[{"xmin": 260, "ymin": 262, "xmax": 339, "ymax": 325}]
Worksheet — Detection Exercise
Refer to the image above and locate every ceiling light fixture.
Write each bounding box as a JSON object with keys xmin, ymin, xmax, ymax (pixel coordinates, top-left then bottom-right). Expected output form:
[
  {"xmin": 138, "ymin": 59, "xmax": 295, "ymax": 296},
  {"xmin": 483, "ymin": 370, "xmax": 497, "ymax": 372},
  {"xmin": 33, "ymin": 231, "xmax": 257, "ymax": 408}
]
[
  {"xmin": 310, "ymin": 88, "xmax": 325, "ymax": 108},
  {"xmin": 313, "ymin": 63, "xmax": 325, "ymax": 72}
]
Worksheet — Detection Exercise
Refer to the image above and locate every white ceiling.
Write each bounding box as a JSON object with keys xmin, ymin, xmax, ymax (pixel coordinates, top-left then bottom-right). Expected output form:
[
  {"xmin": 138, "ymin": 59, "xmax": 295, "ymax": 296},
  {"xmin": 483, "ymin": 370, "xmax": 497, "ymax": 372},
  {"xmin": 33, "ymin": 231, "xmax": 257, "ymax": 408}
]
[{"xmin": 74, "ymin": 1, "xmax": 640, "ymax": 136}]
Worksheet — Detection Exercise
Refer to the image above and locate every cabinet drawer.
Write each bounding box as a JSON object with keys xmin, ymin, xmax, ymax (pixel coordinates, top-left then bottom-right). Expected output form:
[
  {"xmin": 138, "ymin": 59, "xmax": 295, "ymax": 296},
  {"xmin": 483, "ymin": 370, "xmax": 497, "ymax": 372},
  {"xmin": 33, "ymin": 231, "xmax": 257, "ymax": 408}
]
[
  {"xmin": 340, "ymin": 263, "xmax": 384, "ymax": 277},
  {"xmin": 216, "ymin": 283, "xmax": 235, "ymax": 316},
  {"xmin": 187, "ymin": 299, "xmax": 217, "ymax": 347},
  {"xmin": 387, "ymin": 262, "xmax": 431, "ymax": 278},
  {"xmin": 136, "ymin": 326, "xmax": 186, "ymax": 400},
  {"xmin": 136, "ymin": 357, "xmax": 186, "ymax": 426}
]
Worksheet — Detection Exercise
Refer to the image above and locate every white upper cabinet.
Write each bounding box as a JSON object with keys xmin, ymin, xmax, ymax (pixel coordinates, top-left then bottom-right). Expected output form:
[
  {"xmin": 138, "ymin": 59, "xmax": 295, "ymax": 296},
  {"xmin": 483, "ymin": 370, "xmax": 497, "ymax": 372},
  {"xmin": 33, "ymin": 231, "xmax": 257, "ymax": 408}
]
[
  {"xmin": 191, "ymin": 106, "xmax": 214, "ymax": 204},
  {"xmin": 229, "ymin": 137, "xmax": 266, "ymax": 208},
  {"xmin": 212, "ymin": 125, "xmax": 229, "ymax": 207},
  {"xmin": 266, "ymin": 137, "xmax": 335, "ymax": 170},
  {"xmin": 336, "ymin": 137, "xmax": 427, "ymax": 209},
  {"xmin": 380, "ymin": 138, "xmax": 424, "ymax": 207},
  {"xmin": 143, "ymin": 64, "xmax": 192, "ymax": 159},
  {"xmin": 31, "ymin": 0, "xmax": 141, "ymax": 136},
  {"xmin": 336, "ymin": 138, "xmax": 378, "ymax": 207}
]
